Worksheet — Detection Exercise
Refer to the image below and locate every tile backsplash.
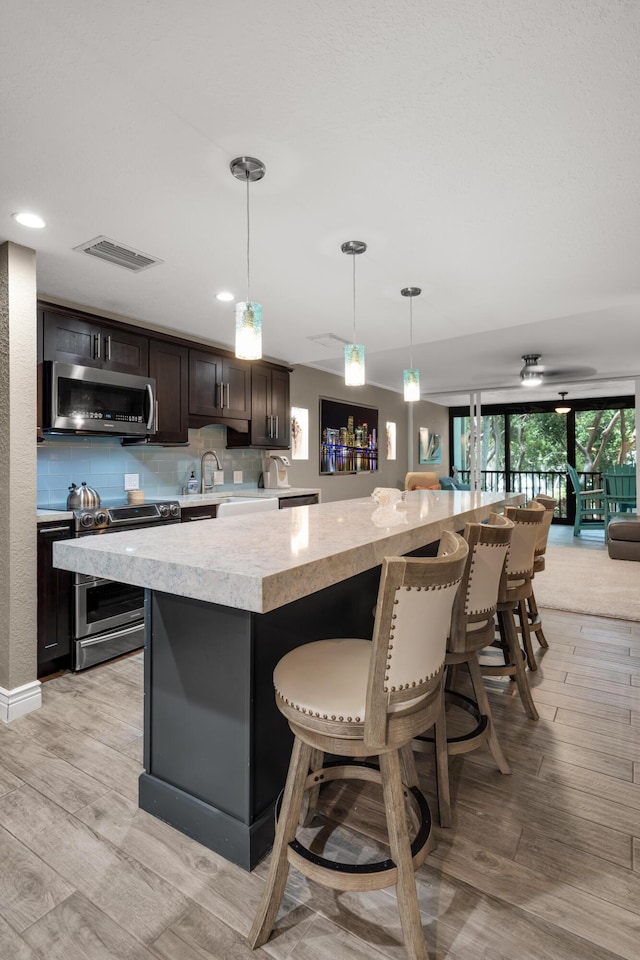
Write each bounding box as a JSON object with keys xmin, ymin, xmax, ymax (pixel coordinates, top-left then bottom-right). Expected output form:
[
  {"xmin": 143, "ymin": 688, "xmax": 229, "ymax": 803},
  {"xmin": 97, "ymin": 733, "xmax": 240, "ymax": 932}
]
[{"xmin": 37, "ymin": 426, "xmax": 266, "ymax": 507}]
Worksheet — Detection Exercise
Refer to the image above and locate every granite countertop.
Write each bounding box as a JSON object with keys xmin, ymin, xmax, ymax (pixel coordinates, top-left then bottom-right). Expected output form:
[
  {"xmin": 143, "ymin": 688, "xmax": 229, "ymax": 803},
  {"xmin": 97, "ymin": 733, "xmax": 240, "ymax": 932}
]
[
  {"xmin": 36, "ymin": 509, "xmax": 74, "ymax": 523},
  {"xmin": 37, "ymin": 487, "xmax": 321, "ymax": 524},
  {"xmin": 53, "ymin": 490, "xmax": 521, "ymax": 614},
  {"xmin": 176, "ymin": 487, "xmax": 321, "ymax": 506}
]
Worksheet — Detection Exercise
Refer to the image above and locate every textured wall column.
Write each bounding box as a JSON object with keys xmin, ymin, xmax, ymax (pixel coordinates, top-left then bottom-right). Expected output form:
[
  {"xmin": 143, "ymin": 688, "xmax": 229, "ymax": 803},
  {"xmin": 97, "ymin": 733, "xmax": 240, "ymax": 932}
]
[{"xmin": 0, "ymin": 241, "xmax": 40, "ymax": 719}]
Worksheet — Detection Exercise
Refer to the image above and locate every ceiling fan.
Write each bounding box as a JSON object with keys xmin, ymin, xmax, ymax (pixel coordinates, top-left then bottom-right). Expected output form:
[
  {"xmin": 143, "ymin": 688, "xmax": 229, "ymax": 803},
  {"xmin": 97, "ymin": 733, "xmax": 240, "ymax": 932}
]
[{"xmin": 519, "ymin": 353, "xmax": 597, "ymax": 387}]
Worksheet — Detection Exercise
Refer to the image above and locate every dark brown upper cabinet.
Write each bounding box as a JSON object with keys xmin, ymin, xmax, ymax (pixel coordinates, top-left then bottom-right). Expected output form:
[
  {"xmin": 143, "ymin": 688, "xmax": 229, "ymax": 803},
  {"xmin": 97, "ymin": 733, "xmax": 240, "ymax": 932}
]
[
  {"xmin": 188, "ymin": 349, "xmax": 250, "ymax": 421},
  {"xmin": 149, "ymin": 339, "xmax": 189, "ymax": 444},
  {"xmin": 228, "ymin": 364, "xmax": 290, "ymax": 449},
  {"xmin": 42, "ymin": 309, "xmax": 148, "ymax": 376}
]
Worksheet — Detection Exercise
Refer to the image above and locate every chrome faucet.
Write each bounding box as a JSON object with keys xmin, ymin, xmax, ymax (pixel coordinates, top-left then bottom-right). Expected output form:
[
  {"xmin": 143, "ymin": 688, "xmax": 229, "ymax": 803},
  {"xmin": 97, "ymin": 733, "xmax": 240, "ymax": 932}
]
[{"xmin": 201, "ymin": 450, "xmax": 222, "ymax": 493}]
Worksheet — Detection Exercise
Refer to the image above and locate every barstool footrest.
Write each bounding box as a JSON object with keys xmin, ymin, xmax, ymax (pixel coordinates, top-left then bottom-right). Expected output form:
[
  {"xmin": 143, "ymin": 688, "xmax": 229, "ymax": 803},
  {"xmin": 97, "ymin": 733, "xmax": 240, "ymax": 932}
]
[
  {"xmin": 413, "ymin": 689, "xmax": 489, "ymax": 756},
  {"xmin": 277, "ymin": 759, "xmax": 433, "ymax": 891}
]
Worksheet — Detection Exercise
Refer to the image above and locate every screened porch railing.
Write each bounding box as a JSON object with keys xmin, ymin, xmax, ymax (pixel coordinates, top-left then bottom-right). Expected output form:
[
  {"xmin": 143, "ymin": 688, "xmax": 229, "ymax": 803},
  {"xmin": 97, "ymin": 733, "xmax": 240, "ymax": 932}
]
[{"xmin": 457, "ymin": 470, "xmax": 603, "ymax": 520}]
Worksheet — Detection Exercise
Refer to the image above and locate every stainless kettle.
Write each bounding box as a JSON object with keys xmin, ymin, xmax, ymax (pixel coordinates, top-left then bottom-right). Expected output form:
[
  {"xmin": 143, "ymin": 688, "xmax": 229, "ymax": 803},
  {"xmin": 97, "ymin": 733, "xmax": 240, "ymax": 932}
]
[{"xmin": 67, "ymin": 482, "xmax": 101, "ymax": 509}]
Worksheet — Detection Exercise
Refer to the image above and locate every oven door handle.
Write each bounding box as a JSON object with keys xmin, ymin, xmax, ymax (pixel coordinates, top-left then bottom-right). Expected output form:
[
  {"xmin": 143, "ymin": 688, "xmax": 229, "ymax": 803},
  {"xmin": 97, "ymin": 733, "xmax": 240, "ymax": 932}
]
[
  {"xmin": 74, "ymin": 576, "xmax": 115, "ymax": 588},
  {"xmin": 77, "ymin": 623, "xmax": 144, "ymax": 647}
]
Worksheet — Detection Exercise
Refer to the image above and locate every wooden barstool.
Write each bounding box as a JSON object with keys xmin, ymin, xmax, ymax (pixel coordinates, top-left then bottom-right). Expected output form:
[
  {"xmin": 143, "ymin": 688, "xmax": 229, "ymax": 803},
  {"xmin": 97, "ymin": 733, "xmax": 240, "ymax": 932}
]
[
  {"xmin": 413, "ymin": 514, "xmax": 514, "ymax": 822},
  {"xmin": 519, "ymin": 494, "xmax": 557, "ymax": 667},
  {"xmin": 479, "ymin": 502, "xmax": 545, "ymax": 721},
  {"xmin": 248, "ymin": 532, "xmax": 469, "ymax": 960}
]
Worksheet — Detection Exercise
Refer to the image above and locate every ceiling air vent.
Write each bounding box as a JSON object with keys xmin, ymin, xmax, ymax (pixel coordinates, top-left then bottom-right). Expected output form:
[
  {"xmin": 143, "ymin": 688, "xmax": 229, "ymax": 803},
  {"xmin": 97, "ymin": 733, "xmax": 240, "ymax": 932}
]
[
  {"xmin": 307, "ymin": 333, "xmax": 350, "ymax": 349},
  {"xmin": 74, "ymin": 236, "xmax": 163, "ymax": 272}
]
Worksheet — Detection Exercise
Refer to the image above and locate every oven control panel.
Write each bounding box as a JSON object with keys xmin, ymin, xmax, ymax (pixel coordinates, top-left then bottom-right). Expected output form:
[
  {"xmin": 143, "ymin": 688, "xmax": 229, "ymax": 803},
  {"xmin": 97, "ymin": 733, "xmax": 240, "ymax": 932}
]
[{"xmin": 74, "ymin": 500, "xmax": 181, "ymax": 533}]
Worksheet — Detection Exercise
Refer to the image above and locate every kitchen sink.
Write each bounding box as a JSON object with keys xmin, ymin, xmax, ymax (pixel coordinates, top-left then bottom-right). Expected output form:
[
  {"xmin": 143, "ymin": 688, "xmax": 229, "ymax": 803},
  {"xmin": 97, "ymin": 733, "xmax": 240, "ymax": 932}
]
[{"xmin": 215, "ymin": 497, "xmax": 279, "ymax": 517}]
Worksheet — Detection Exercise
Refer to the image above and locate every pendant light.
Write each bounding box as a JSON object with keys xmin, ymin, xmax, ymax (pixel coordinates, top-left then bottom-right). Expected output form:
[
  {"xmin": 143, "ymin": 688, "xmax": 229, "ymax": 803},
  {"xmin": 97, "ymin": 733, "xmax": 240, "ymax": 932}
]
[
  {"xmin": 555, "ymin": 391, "xmax": 571, "ymax": 414},
  {"xmin": 230, "ymin": 156, "xmax": 265, "ymax": 360},
  {"xmin": 342, "ymin": 240, "xmax": 367, "ymax": 385},
  {"xmin": 401, "ymin": 286, "xmax": 421, "ymax": 401}
]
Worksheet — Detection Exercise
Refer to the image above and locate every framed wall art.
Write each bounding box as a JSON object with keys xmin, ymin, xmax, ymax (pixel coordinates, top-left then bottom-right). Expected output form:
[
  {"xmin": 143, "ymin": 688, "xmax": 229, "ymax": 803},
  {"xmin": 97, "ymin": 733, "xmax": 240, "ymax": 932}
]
[
  {"xmin": 419, "ymin": 427, "xmax": 442, "ymax": 465},
  {"xmin": 320, "ymin": 397, "xmax": 378, "ymax": 475},
  {"xmin": 290, "ymin": 406, "xmax": 309, "ymax": 460},
  {"xmin": 386, "ymin": 421, "xmax": 397, "ymax": 460}
]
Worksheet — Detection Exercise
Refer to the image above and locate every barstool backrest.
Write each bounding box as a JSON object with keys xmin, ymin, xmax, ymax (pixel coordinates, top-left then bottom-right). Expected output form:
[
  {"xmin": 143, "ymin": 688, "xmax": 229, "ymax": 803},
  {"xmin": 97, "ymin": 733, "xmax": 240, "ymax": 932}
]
[
  {"xmin": 532, "ymin": 495, "xmax": 556, "ymax": 557},
  {"xmin": 365, "ymin": 530, "xmax": 468, "ymax": 747},
  {"xmin": 448, "ymin": 513, "xmax": 514, "ymax": 653},
  {"xmin": 502, "ymin": 501, "xmax": 546, "ymax": 586}
]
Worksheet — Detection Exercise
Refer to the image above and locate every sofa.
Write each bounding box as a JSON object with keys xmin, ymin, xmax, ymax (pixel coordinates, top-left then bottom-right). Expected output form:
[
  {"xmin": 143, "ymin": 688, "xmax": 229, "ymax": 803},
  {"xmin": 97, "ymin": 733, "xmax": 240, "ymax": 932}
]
[
  {"xmin": 606, "ymin": 514, "xmax": 640, "ymax": 561},
  {"xmin": 404, "ymin": 472, "xmax": 470, "ymax": 492}
]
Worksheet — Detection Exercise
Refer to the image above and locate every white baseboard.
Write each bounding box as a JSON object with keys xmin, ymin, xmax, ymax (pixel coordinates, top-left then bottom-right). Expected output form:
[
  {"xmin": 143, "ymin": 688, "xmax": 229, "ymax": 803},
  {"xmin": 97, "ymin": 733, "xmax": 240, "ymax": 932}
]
[{"xmin": 0, "ymin": 680, "xmax": 42, "ymax": 723}]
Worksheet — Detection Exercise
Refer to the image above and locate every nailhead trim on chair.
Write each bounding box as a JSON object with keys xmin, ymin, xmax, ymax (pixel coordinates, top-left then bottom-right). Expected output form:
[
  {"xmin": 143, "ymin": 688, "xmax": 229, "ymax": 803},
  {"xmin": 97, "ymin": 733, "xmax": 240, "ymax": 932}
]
[
  {"xmin": 384, "ymin": 584, "xmax": 445, "ymax": 693},
  {"xmin": 465, "ymin": 542, "xmax": 510, "ymax": 616},
  {"xmin": 279, "ymin": 577, "xmax": 451, "ymax": 714},
  {"xmin": 509, "ymin": 520, "xmax": 540, "ymax": 574},
  {"xmin": 276, "ymin": 693, "xmax": 363, "ymax": 724}
]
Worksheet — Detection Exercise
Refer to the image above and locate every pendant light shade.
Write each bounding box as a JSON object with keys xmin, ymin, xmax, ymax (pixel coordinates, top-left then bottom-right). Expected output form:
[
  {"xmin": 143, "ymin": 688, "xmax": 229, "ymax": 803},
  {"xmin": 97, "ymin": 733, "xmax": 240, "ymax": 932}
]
[
  {"xmin": 342, "ymin": 240, "xmax": 367, "ymax": 386},
  {"xmin": 401, "ymin": 287, "xmax": 421, "ymax": 402},
  {"xmin": 345, "ymin": 344, "xmax": 365, "ymax": 386},
  {"xmin": 235, "ymin": 301, "xmax": 262, "ymax": 361},
  {"xmin": 230, "ymin": 156, "xmax": 265, "ymax": 360},
  {"xmin": 555, "ymin": 391, "xmax": 571, "ymax": 414},
  {"xmin": 403, "ymin": 368, "xmax": 420, "ymax": 402}
]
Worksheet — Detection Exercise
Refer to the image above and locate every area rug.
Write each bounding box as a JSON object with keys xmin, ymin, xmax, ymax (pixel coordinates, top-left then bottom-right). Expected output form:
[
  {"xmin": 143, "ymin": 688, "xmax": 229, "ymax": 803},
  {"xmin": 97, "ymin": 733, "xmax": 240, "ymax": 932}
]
[{"xmin": 534, "ymin": 545, "xmax": 640, "ymax": 621}]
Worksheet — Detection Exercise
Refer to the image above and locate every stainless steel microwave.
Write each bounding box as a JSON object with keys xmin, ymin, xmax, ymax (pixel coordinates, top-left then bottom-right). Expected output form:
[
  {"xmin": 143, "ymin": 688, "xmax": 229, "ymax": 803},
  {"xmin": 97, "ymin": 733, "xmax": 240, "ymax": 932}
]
[{"xmin": 45, "ymin": 362, "xmax": 157, "ymax": 437}]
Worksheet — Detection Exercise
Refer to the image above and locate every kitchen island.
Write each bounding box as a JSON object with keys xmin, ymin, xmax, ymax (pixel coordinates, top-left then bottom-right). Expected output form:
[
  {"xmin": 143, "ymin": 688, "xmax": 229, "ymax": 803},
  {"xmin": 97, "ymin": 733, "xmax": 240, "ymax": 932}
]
[{"xmin": 54, "ymin": 489, "xmax": 520, "ymax": 869}]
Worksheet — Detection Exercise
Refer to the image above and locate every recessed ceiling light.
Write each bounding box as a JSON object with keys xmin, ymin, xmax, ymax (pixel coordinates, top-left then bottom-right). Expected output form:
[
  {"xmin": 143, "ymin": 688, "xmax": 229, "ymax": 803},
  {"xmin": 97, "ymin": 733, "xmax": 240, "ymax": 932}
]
[
  {"xmin": 216, "ymin": 291, "xmax": 235, "ymax": 302},
  {"xmin": 13, "ymin": 211, "xmax": 46, "ymax": 229}
]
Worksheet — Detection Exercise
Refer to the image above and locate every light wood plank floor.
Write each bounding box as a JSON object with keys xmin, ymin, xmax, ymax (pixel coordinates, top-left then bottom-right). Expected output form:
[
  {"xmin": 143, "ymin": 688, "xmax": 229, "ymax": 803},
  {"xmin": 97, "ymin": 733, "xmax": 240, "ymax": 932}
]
[{"xmin": 0, "ymin": 606, "xmax": 639, "ymax": 959}]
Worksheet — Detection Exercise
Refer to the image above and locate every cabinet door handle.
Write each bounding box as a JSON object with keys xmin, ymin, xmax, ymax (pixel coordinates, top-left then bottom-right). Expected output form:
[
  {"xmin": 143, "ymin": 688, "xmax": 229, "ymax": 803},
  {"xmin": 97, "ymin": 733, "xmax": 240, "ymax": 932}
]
[
  {"xmin": 225, "ymin": 382, "xmax": 230, "ymax": 409},
  {"xmin": 94, "ymin": 334, "xmax": 101, "ymax": 360},
  {"xmin": 105, "ymin": 334, "xmax": 111, "ymax": 361},
  {"xmin": 39, "ymin": 526, "xmax": 71, "ymax": 535},
  {"xmin": 274, "ymin": 415, "xmax": 279, "ymax": 438}
]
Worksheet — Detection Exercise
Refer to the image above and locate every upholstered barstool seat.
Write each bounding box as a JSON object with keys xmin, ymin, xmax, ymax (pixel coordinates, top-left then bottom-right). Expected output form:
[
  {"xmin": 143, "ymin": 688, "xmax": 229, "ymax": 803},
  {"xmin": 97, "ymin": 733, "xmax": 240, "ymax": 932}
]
[
  {"xmin": 249, "ymin": 533, "xmax": 468, "ymax": 960},
  {"xmin": 275, "ymin": 638, "xmax": 370, "ymax": 723}
]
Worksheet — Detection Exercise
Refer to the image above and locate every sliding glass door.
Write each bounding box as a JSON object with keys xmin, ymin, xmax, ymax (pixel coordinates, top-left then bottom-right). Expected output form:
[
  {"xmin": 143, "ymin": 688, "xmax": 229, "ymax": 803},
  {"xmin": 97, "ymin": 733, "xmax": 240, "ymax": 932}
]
[
  {"xmin": 450, "ymin": 396, "xmax": 635, "ymax": 523},
  {"xmin": 452, "ymin": 414, "xmax": 505, "ymax": 491},
  {"xmin": 508, "ymin": 412, "xmax": 568, "ymax": 506},
  {"xmin": 575, "ymin": 408, "xmax": 636, "ymax": 472}
]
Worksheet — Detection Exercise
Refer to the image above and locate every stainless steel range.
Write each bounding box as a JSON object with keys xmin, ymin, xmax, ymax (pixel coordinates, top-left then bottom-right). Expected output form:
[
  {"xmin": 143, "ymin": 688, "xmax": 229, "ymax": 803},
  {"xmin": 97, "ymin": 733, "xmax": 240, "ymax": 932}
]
[{"xmin": 72, "ymin": 500, "xmax": 181, "ymax": 670}]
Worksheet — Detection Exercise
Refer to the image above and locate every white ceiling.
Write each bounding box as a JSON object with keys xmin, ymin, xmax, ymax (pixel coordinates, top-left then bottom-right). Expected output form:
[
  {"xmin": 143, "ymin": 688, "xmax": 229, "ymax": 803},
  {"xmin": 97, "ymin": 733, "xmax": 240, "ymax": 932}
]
[{"xmin": 2, "ymin": 1, "xmax": 640, "ymax": 407}]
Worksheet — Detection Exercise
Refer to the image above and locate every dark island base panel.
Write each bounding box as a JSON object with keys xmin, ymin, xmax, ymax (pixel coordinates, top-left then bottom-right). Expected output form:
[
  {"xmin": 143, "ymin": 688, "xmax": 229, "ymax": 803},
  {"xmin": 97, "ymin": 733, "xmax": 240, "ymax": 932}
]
[{"xmin": 140, "ymin": 540, "xmax": 440, "ymax": 871}]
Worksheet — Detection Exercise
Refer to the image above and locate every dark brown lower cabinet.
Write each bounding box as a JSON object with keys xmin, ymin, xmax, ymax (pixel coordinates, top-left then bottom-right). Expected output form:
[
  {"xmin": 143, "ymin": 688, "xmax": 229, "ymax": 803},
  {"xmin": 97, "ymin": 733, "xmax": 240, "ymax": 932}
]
[
  {"xmin": 37, "ymin": 521, "xmax": 73, "ymax": 677},
  {"xmin": 180, "ymin": 506, "xmax": 217, "ymax": 522}
]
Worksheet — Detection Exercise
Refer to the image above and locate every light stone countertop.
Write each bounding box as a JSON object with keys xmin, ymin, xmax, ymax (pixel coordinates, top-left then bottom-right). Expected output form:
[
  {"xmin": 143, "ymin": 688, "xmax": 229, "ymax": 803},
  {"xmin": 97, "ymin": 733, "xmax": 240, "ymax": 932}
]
[
  {"xmin": 176, "ymin": 487, "xmax": 321, "ymax": 505},
  {"xmin": 36, "ymin": 487, "xmax": 321, "ymax": 524},
  {"xmin": 53, "ymin": 490, "xmax": 521, "ymax": 614},
  {"xmin": 36, "ymin": 509, "xmax": 74, "ymax": 523}
]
